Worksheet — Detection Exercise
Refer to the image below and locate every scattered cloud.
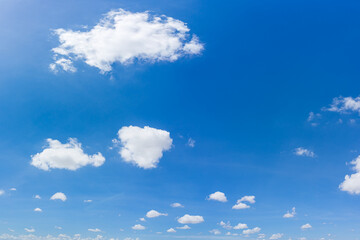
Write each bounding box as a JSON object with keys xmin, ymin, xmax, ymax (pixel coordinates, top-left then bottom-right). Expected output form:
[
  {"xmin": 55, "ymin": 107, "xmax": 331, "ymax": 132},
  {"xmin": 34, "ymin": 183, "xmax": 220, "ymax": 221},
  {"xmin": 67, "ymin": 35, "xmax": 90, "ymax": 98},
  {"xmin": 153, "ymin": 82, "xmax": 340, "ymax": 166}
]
[
  {"xmin": 146, "ymin": 210, "xmax": 168, "ymax": 218},
  {"xmin": 270, "ymin": 233, "xmax": 283, "ymax": 239},
  {"xmin": 116, "ymin": 126, "xmax": 173, "ymax": 169},
  {"xmin": 187, "ymin": 138, "xmax": 195, "ymax": 147},
  {"xmin": 139, "ymin": 218, "xmax": 146, "ymax": 222},
  {"xmin": 88, "ymin": 229, "xmax": 101, "ymax": 232},
  {"xmin": 178, "ymin": 214, "xmax": 204, "ymax": 224},
  {"xmin": 132, "ymin": 224, "xmax": 145, "ymax": 230},
  {"xmin": 243, "ymin": 227, "xmax": 261, "ymax": 234},
  {"xmin": 31, "ymin": 138, "xmax": 105, "ymax": 171},
  {"xmin": 176, "ymin": 225, "xmax": 191, "ymax": 230},
  {"xmin": 219, "ymin": 221, "xmax": 232, "ymax": 230},
  {"xmin": 340, "ymin": 155, "xmax": 360, "ymax": 194},
  {"xmin": 324, "ymin": 96, "xmax": 360, "ymax": 114},
  {"xmin": 232, "ymin": 196, "xmax": 255, "ymax": 209},
  {"xmin": 301, "ymin": 223, "xmax": 312, "ymax": 230},
  {"xmin": 209, "ymin": 229, "xmax": 221, "ymax": 235},
  {"xmin": 50, "ymin": 192, "xmax": 67, "ymax": 202},
  {"xmin": 34, "ymin": 208, "xmax": 42, "ymax": 212},
  {"xmin": 171, "ymin": 202, "xmax": 184, "ymax": 208},
  {"xmin": 207, "ymin": 191, "xmax": 227, "ymax": 202},
  {"xmin": 283, "ymin": 207, "xmax": 296, "ymax": 218},
  {"xmin": 233, "ymin": 223, "xmax": 248, "ymax": 230},
  {"xmin": 34, "ymin": 195, "xmax": 41, "ymax": 199},
  {"xmin": 167, "ymin": 228, "xmax": 176, "ymax": 233},
  {"xmin": 294, "ymin": 147, "xmax": 315, "ymax": 158},
  {"xmin": 51, "ymin": 8, "xmax": 203, "ymax": 73},
  {"xmin": 24, "ymin": 228, "xmax": 35, "ymax": 233}
]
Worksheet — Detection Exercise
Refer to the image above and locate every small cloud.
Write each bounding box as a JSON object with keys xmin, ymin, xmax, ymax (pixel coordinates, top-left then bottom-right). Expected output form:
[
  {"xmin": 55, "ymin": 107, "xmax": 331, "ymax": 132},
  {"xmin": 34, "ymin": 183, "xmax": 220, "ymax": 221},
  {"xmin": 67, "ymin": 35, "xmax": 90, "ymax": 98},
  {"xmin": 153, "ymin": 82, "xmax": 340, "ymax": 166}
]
[
  {"xmin": 34, "ymin": 195, "xmax": 41, "ymax": 199},
  {"xmin": 171, "ymin": 202, "xmax": 184, "ymax": 208},
  {"xmin": 88, "ymin": 228, "xmax": 101, "ymax": 232},
  {"xmin": 219, "ymin": 221, "xmax": 232, "ymax": 230},
  {"xmin": 9, "ymin": 188, "xmax": 16, "ymax": 191},
  {"xmin": 178, "ymin": 214, "xmax": 204, "ymax": 224},
  {"xmin": 139, "ymin": 218, "xmax": 146, "ymax": 222},
  {"xmin": 84, "ymin": 200, "xmax": 93, "ymax": 203},
  {"xmin": 187, "ymin": 138, "xmax": 195, "ymax": 147},
  {"xmin": 233, "ymin": 223, "xmax": 248, "ymax": 230},
  {"xmin": 176, "ymin": 225, "xmax": 191, "ymax": 230},
  {"xmin": 24, "ymin": 228, "xmax": 35, "ymax": 233},
  {"xmin": 55, "ymin": 226, "xmax": 62, "ymax": 230},
  {"xmin": 34, "ymin": 208, "xmax": 42, "ymax": 212},
  {"xmin": 232, "ymin": 195, "xmax": 255, "ymax": 209},
  {"xmin": 294, "ymin": 147, "xmax": 315, "ymax": 158},
  {"xmin": 132, "ymin": 224, "xmax": 145, "ymax": 230},
  {"xmin": 0, "ymin": 190, "xmax": 4, "ymax": 196},
  {"xmin": 50, "ymin": 192, "xmax": 67, "ymax": 201},
  {"xmin": 243, "ymin": 227, "xmax": 261, "ymax": 234},
  {"xmin": 283, "ymin": 207, "xmax": 296, "ymax": 218},
  {"xmin": 209, "ymin": 229, "xmax": 221, "ymax": 235},
  {"xmin": 167, "ymin": 228, "xmax": 176, "ymax": 233},
  {"xmin": 207, "ymin": 191, "xmax": 227, "ymax": 202},
  {"xmin": 301, "ymin": 223, "xmax": 312, "ymax": 230},
  {"xmin": 146, "ymin": 210, "xmax": 168, "ymax": 218},
  {"xmin": 270, "ymin": 233, "xmax": 284, "ymax": 239},
  {"xmin": 339, "ymin": 155, "xmax": 360, "ymax": 194}
]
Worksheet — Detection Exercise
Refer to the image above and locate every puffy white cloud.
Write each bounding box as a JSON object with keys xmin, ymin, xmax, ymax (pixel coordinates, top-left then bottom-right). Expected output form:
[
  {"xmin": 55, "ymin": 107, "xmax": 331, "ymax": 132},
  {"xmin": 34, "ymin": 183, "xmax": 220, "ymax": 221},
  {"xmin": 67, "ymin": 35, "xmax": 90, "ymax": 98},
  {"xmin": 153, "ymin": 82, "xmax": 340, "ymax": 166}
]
[
  {"xmin": 340, "ymin": 155, "xmax": 360, "ymax": 194},
  {"xmin": 283, "ymin": 207, "xmax": 296, "ymax": 218},
  {"xmin": 219, "ymin": 221, "xmax": 232, "ymax": 230},
  {"xmin": 88, "ymin": 229, "xmax": 101, "ymax": 232},
  {"xmin": 294, "ymin": 147, "xmax": 315, "ymax": 158},
  {"xmin": 116, "ymin": 126, "xmax": 172, "ymax": 169},
  {"xmin": 233, "ymin": 223, "xmax": 248, "ymax": 230},
  {"xmin": 50, "ymin": 192, "xmax": 67, "ymax": 202},
  {"xmin": 209, "ymin": 229, "xmax": 221, "ymax": 235},
  {"xmin": 34, "ymin": 195, "xmax": 41, "ymax": 199},
  {"xmin": 0, "ymin": 233, "xmax": 107, "ymax": 240},
  {"xmin": 178, "ymin": 214, "xmax": 204, "ymax": 224},
  {"xmin": 51, "ymin": 8, "xmax": 203, "ymax": 73},
  {"xmin": 0, "ymin": 190, "xmax": 4, "ymax": 196},
  {"xmin": 31, "ymin": 138, "xmax": 105, "ymax": 171},
  {"xmin": 232, "ymin": 196, "xmax": 255, "ymax": 209},
  {"xmin": 187, "ymin": 138, "xmax": 195, "ymax": 147},
  {"xmin": 34, "ymin": 208, "xmax": 42, "ymax": 212},
  {"xmin": 207, "ymin": 191, "xmax": 227, "ymax": 202},
  {"xmin": 301, "ymin": 223, "xmax": 312, "ymax": 230},
  {"xmin": 167, "ymin": 228, "xmax": 176, "ymax": 233},
  {"xmin": 171, "ymin": 202, "xmax": 184, "ymax": 208},
  {"xmin": 139, "ymin": 217, "xmax": 146, "ymax": 222},
  {"xmin": 176, "ymin": 225, "xmax": 190, "ymax": 230},
  {"xmin": 325, "ymin": 96, "xmax": 360, "ymax": 114},
  {"xmin": 132, "ymin": 224, "xmax": 145, "ymax": 230},
  {"xmin": 243, "ymin": 227, "xmax": 261, "ymax": 234},
  {"xmin": 146, "ymin": 210, "xmax": 168, "ymax": 218},
  {"xmin": 270, "ymin": 233, "xmax": 283, "ymax": 239},
  {"xmin": 24, "ymin": 228, "xmax": 35, "ymax": 233}
]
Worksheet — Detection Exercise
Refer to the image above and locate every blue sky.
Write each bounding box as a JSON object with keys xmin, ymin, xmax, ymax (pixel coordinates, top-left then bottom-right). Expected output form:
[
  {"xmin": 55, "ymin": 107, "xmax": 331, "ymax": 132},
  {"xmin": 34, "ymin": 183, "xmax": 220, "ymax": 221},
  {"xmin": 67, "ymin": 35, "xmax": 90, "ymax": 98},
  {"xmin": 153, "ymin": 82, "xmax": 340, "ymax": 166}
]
[{"xmin": 1, "ymin": 0, "xmax": 360, "ymax": 239}]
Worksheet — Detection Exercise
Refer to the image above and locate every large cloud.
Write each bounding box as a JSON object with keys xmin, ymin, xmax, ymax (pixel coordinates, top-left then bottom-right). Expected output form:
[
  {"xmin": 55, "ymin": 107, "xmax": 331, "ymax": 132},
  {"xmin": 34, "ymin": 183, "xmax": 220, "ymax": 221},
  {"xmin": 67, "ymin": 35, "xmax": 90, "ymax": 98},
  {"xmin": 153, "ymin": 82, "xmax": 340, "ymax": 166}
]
[
  {"xmin": 177, "ymin": 214, "xmax": 204, "ymax": 224},
  {"xmin": 31, "ymin": 138, "xmax": 105, "ymax": 171},
  {"xmin": 339, "ymin": 155, "xmax": 360, "ymax": 194},
  {"xmin": 325, "ymin": 96, "xmax": 360, "ymax": 114},
  {"xmin": 50, "ymin": 8, "xmax": 204, "ymax": 73},
  {"xmin": 116, "ymin": 126, "xmax": 173, "ymax": 169}
]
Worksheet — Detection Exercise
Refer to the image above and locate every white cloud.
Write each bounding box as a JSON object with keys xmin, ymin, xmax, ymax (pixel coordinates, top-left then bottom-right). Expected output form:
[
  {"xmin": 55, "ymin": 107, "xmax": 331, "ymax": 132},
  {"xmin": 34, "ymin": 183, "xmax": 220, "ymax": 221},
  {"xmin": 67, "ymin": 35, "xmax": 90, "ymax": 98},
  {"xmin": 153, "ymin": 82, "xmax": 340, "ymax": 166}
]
[
  {"xmin": 219, "ymin": 221, "xmax": 232, "ymax": 230},
  {"xmin": 55, "ymin": 226, "xmax": 62, "ymax": 230},
  {"xmin": 325, "ymin": 96, "xmax": 360, "ymax": 114},
  {"xmin": 132, "ymin": 224, "xmax": 145, "ymax": 230},
  {"xmin": 283, "ymin": 207, "xmax": 296, "ymax": 218},
  {"xmin": 0, "ymin": 190, "xmax": 4, "ymax": 196},
  {"xmin": 116, "ymin": 126, "xmax": 172, "ymax": 169},
  {"xmin": 294, "ymin": 147, "xmax": 315, "ymax": 158},
  {"xmin": 233, "ymin": 223, "xmax": 248, "ymax": 230},
  {"xmin": 176, "ymin": 225, "xmax": 190, "ymax": 230},
  {"xmin": 209, "ymin": 229, "xmax": 221, "ymax": 235},
  {"xmin": 167, "ymin": 228, "xmax": 176, "ymax": 233},
  {"xmin": 301, "ymin": 223, "xmax": 312, "ymax": 230},
  {"xmin": 187, "ymin": 138, "xmax": 195, "ymax": 147},
  {"xmin": 178, "ymin": 214, "xmax": 204, "ymax": 224},
  {"xmin": 0, "ymin": 234, "xmax": 106, "ymax": 240},
  {"xmin": 270, "ymin": 233, "xmax": 284, "ymax": 240},
  {"xmin": 50, "ymin": 192, "xmax": 67, "ymax": 202},
  {"xmin": 340, "ymin": 155, "xmax": 360, "ymax": 194},
  {"xmin": 34, "ymin": 195, "xmax": 41, "ymax": 199},
  {"xmin": 139, "ymin": 217, "xmax": 146, "ymax": 222},
  {"xmin": 258, "ymin": 233, "xmax": 266, "ymax": 239},
  {"xmin": 207, "ymin": 191, "xmax": 227, "ymax": 202},
  {"xmin": 171, "ymin": 202, "xmax": 184, "ymax": 208},
  {"xmin": 10, "ymin": 188, "xmax": 16, "ymax": 191},
  {"xmin": 31, "ymin": 138, "xmax": 105, "ymax": 171},
  {"xmin": 232, "ymin": 196, "xmax": 255, "ymax": 209},
  {"xmin": 84, "ymin": 200, "xmax": 92, "ymax": 203},
  {"xmin": 34, "ymin": 208, "xmax": 42, "ymax": 212},
  {"xmin": 51, "ymin": 8, "xmax": 203, "ymax": 73},
  {"xmin": 146, "ymin": 210, "xmax": 168, "ymax": 218},
  {"xmin": 88, "ymin": 229, "xmax": 101, "ymax": 232},
  {"xmin": 243, "ymin": 227, "xmax": 261, "ymax": 234},
  {"xmin": 24, "ymin": 228, "xmax": 35, "ymax": 233}
]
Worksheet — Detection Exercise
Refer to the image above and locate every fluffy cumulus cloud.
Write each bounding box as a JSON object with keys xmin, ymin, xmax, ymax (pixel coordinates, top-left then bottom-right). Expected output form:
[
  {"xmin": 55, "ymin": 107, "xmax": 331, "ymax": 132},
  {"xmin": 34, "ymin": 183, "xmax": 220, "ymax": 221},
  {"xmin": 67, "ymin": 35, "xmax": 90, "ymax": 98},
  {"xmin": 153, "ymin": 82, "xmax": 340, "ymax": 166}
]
[
  {"xmin": 207, "ymin": 191, "xmax": 227, "ymax": 202},
  {"xmin": 232, "ymin": 195, "xmax": 255, "ymax": 209},
  {"xmin": 283, "ymin": 207, "xmax": 296, "ymax": 218},
  {"xmin": 50, "ymin": 8, "xmax": 204, "ymax": 73},
  {"xmin": 116, "ymin": 126, "xmax": 173, "ymax": 169},
  {"xmin": 339, "ymin": 155, "xmax": 360, "ymax": 194},
  {"xmin": 243, "ymin": 227, "xmax": 261, "ymax": 235},
  {"xmin": 233, "ymin": 223, "xmax": 248, "ymax": 230},
  {"xmin": 146, "ymin": 210, "xmax": 168, "ymax": 218},
  {"xmin": 171, "ymin": 202, "xmax": 184, "ymax": 208},
  {"xmin": 177, "ymin": 214, "xmax": 204, "ymax": 224},
  {"xmin": 325, "ymin": 96, "xmax": 360, "ymax": 114},
  {"xmin": 270, "ymin": 233, "xmax": 284, "ymax": 239},
  {"xmin": 34, "ymin": 208, "xmax": 42, "ymax": 212},
  {"xmin": 294, "ymin": 147, "xmax": 315, "ymax": 158},
  {"xmin": 132, "ymin": 224, "xmax": 145, "ymax": 230},
  {"xmin": 301, "ymin": 223, "xmax": 312, "ymax": 230},
  {"xmin": 50, "ymin": 192, "xmax": 67, "ymax": 202},
  {"xmin": 31, "ymin": 138, "xmax": 105, "ymax": 171},
  {"xmin": 219, "ymin": 221, "xmax": 232, "ymax": 230},
  {"xmin": 167, "ymin": 228, "xmax": 176, "ymax": 233}
]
